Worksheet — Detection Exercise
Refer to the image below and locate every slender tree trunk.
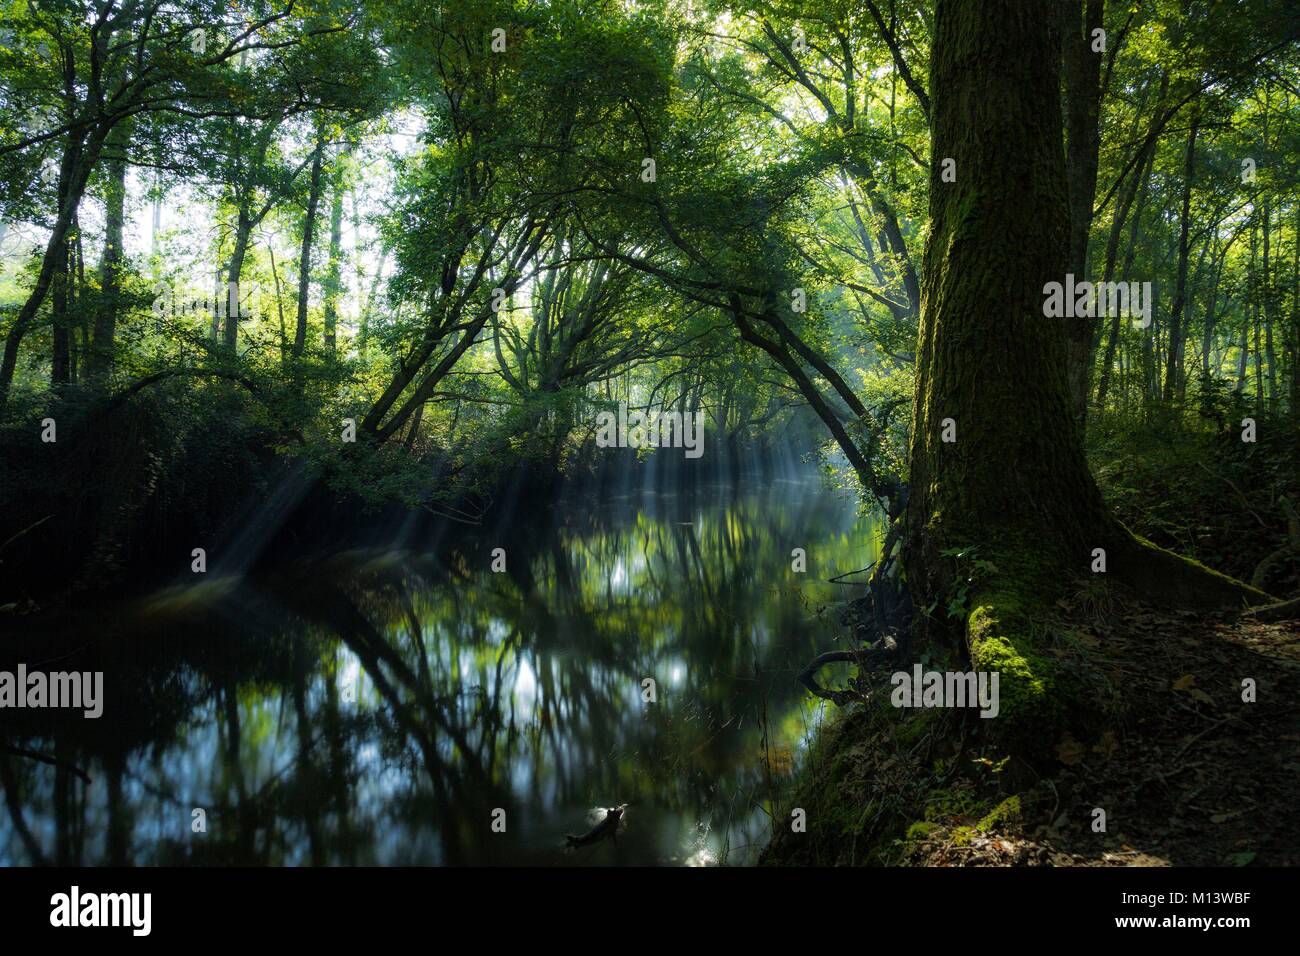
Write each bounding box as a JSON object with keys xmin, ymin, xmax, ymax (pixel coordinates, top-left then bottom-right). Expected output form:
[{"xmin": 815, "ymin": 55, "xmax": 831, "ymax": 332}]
[
  {"xmin": 294, "ymin": 136, "xmax": 327, "ymax": 358},
  {"xmin": 322, "ymin": 164, "xmax": 346, "ymax": 357},
  {"xmin": 1095, "ymin": 128, "xmax": 1157, "ymax": 410},
  {"xmin": 270, "ymin": 245, "xmax": 289, "ymax": 362},
  {"xmin": 222, "ymin": 211, "xmax": 252, "ymax": 350},
  {"xmin": 1063, "ymin": 0, "xmax": 1106, "ymax": 427},
  {"xmin": 1163, "ymin": 108, "xmax": 1199, "ymax": 402},
  {"xmin": 150, "ymin": 166, "xmax": 161, "ymax": 261},
  {"xmin": 50, "ymin": 234, "xmax": 71, "ymax": 386},
  {"xmin": 1236, "ymin": 308, "xmax": 1251, "ymax": 395},
  {"xmin": 842, "ymin": 159, "xmax": 921, "ymax": 321},
  {"xmin": 1202, "ymin": 239, "xmax": 1226, "ymax": 379},
  {"xmin": 72, "ymin": 225, "xmax": 87, "ymax": 384},
  {"xmin": 89, "ymin": 128, "xmax": 129, "ymax": 384},
  {"xmin": 1262, "ymin": 200, "xmax": 1277, "ymax": 412},
  {"xmin": 730, "ymin": 300, "xmax": 882, "ymax": 499},
  {"xmin": 1254, "ymin": 301, "xmax": 1264, "ymax": 412},
  {"xmin": 0, "ymin": 117, "xmax": 105, "ymax": 412},
  {"xmin": 1239, "ymin": 224, "xmax": 1258, "ymax": 396},
  {"xmin": 359, "ymin": 244, "xmax": 388, "ymax": 350},
  {"xmin": 1291, "ymin": 203, "xmax": 1299, "ymax": 412}
]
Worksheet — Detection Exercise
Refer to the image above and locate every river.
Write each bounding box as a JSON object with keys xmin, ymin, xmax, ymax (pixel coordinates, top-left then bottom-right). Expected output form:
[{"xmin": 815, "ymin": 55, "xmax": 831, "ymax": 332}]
[{"xmin": 0, "ymin": 470, "xmax": 880, "ymax": 865}]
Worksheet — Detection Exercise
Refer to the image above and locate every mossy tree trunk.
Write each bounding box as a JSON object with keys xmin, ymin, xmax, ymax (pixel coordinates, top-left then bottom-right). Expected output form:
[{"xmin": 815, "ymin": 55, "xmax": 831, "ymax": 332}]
[
  {"xmin": 903, "ymin": 0, "xmax": 1268, "ymax": 732},
  {"xmin": 906, "ymin": 0, "xmax": 1103, "ymax": 614}
]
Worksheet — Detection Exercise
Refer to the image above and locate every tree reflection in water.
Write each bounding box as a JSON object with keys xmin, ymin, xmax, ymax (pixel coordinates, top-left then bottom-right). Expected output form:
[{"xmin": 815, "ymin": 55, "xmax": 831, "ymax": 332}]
[{"xmin": 0, "ymin": 477, "xmax": 880, "ymax": 865}]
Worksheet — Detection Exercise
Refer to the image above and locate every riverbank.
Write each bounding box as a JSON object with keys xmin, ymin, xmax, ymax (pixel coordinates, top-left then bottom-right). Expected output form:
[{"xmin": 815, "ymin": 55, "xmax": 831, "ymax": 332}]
[
  {"xmin": 762, "ymin": 587, "xmax": 1300, "ymax": 866},
  {"xmin": 0, "ymin": 379, "xmax": 800, "ymax": 611}
]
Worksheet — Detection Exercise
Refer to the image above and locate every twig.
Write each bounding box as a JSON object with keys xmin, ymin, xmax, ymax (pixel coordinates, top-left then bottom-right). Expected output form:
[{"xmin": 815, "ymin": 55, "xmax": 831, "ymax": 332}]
[
  {"xmin": 1173, "ymin": 716, "xmax": 1234, "ymax": 762},
  {"xmin": 0, "ymin": 515, "xmax": 54, "ymax": 556},
  {"xmin": 829, "ymin": 563, "xmax": 874, "ymax": 584}
]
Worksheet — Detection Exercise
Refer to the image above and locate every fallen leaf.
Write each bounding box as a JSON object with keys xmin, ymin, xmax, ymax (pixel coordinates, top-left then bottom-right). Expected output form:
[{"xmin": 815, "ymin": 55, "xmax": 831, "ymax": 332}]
[
  {"xmin": 1092, "ymin": 729, "xmax": 1120, "ymax": 759},
  {"xmin": 1057, "ymin": 736, "xmax": 1086, "ymax": 765}
]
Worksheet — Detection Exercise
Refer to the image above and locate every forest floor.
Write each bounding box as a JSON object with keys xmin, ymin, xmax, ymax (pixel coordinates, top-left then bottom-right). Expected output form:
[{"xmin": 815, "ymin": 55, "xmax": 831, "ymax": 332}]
[
  {"xmin": 763, "ymin": 587, "xmax": 1300, "ymax": 867},
  {"xmin": 899, "ymin": 600, "xmax": 1300, "ymax": 867}
]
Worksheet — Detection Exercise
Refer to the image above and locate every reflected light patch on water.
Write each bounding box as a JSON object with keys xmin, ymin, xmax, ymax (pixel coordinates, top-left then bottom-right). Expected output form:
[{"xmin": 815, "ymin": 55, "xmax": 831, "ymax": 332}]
[
  {"xmin": 0, "ymin": 475, "xmax": 883, "ymax": 866},
  {"xmin": 685, "ymin": 847, "xmax": 717, "ymax": 867},
  {"xmin": 513, "ymin": 657, "xmax": 538, "ymax": 713}
]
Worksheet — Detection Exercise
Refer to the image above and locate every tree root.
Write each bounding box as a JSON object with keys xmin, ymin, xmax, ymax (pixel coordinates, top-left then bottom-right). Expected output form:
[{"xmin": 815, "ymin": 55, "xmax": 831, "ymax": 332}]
[
  {"xmin": 1242, "ymin": 596, "xmax": 1300, "ymax": 622},
  {"xmin": 1248, "ymin": 497, "xmax": 1299, "ymax": 591},
  {"xmin": 1110, "ymin": 525, "xmax": 1273, "ymax": 609},
  {"xmin": 796, "ymin": 634, "xmax": 898, "ymax": 706}
]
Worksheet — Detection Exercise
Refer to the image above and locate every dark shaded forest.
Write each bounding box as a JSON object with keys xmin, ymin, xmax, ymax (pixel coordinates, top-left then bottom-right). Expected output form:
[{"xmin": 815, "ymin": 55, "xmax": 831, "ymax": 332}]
[{"xmin": 0, "ymin": 0, "xmax": 1298, "ymax": 869}]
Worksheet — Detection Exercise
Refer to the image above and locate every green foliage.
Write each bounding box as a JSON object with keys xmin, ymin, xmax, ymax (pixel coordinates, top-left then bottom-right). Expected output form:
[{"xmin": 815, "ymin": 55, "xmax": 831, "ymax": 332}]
[{"xmin": 0, "ymin": 0, "xmax": 1296, "ymax": 603}]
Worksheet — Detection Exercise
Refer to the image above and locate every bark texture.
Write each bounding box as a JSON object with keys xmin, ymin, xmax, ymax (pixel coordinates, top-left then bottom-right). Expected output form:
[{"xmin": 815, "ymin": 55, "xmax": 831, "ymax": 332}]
[{"xmin": 904, "ymin": 0, "xmax": 1267, "ymax": 731}]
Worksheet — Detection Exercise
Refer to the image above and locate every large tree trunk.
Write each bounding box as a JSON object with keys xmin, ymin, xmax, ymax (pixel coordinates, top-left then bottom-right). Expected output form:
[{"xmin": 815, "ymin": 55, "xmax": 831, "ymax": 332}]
[
  {"xmin": 906, "ymin": 0, "xmax": 1098, "ymax": 626},
  {"xmin": 903, "ymin": 0, "xmax": 1265, "ymax": 732}
]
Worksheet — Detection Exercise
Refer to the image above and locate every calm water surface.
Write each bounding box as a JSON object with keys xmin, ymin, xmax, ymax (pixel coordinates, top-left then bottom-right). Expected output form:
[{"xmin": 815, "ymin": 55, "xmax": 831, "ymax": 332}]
[{"xmin": 0, "ymin": 475, "xmax": 880, "ymax": 865}]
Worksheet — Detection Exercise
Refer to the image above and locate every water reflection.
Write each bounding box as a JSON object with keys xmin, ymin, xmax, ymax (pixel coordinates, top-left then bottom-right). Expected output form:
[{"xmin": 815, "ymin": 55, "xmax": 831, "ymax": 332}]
[{"xmin": 0, "ymin": 477, "xmax": 879, "ymax": 865}]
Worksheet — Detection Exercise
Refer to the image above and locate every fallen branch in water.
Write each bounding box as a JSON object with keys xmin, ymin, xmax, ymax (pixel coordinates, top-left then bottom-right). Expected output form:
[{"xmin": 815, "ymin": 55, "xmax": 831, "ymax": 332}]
[
  {"xmin": 829, "ymin": 563, "xmax": 874, "ymax": 585},
  {"xmin": 796, "ymin": 634, "xmax": 898, "ymax": 706}
]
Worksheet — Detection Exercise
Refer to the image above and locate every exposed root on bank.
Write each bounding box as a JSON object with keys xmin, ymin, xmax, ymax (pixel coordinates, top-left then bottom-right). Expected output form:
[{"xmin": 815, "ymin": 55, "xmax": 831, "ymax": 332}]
[
  {"xmin": 1243, "ymin": 595, "xmax": 1300, "ymax": 621},
  {"xmin": 795, "ymin": 635, "xmax": 898, "ymax": 705},
  {"xmin": 1109, "ymin": 523, "xmax": 1274, "ymax": 609},
  {"xmin": 796, "ymin": 527, "xmax": 913, "ymax": 706},
  {"xmin": 766, "ymin": 585, "xmax": 1300, "ymax": 867}
]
